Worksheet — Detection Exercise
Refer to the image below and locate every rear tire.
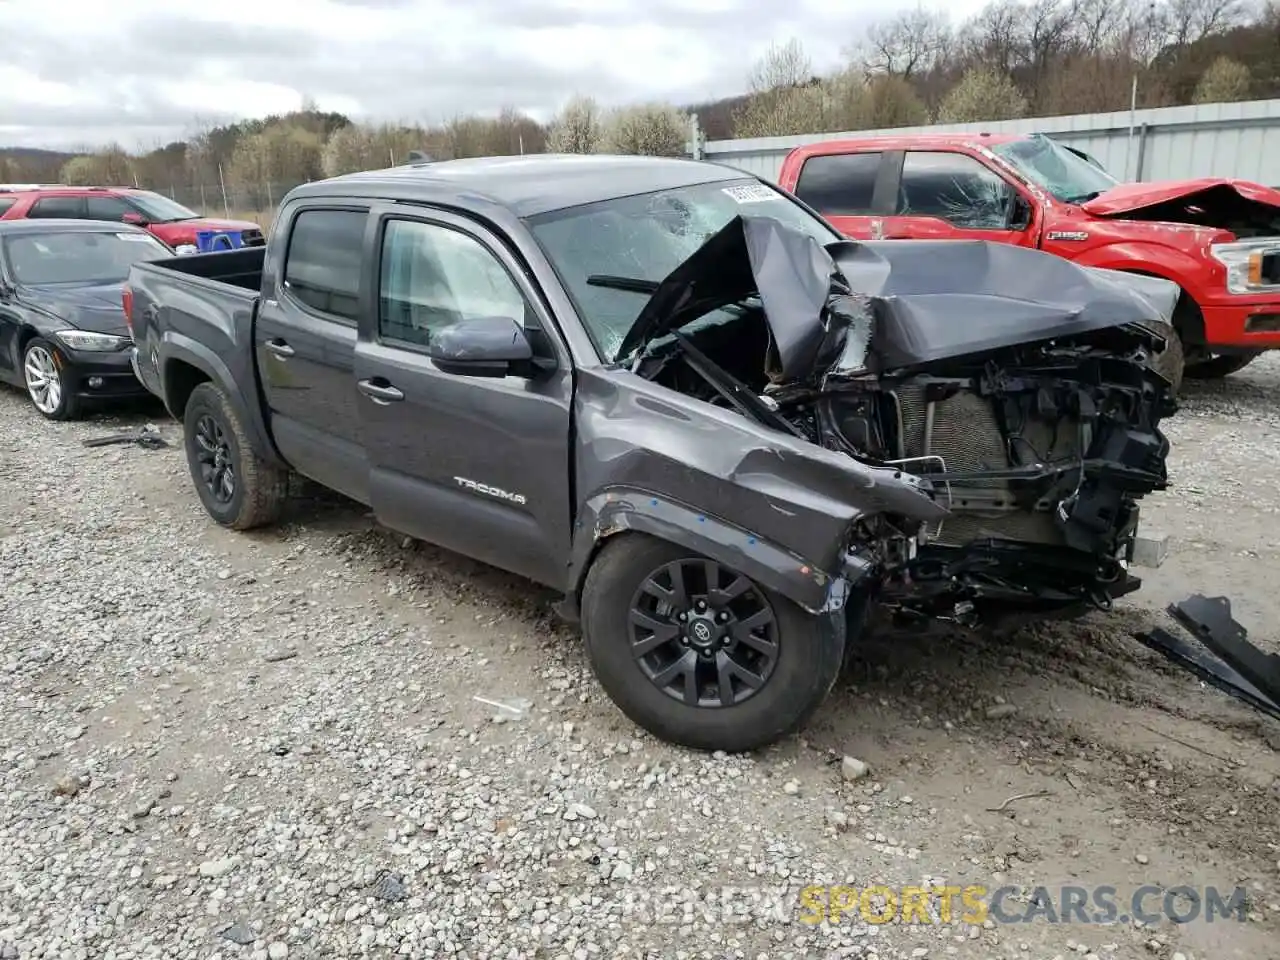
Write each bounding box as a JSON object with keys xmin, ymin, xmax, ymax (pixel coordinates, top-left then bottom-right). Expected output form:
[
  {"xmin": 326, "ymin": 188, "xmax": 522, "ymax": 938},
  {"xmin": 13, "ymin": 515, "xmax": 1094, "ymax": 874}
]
[
  {"xmin": 580, "ymin": 533, "xmax": 845, "ymax": 752},
  {"xmin": 182, "ymin": 381, "xmax": 287, "ymax": 530}
]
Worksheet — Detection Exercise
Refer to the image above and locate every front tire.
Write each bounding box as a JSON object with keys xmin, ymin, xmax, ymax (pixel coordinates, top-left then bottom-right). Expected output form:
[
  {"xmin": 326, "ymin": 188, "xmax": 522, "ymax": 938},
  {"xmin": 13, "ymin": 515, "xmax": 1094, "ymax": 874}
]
[
  {"xmin": 182, "ymin": 381, "xmax": 288, "ymax": 530},
  {"xmin": 581, "ymin": 534, "xmax": 846, "ymax": 752},
  {"xmin": 1183, "ymin": 350, "xmax": 1261, "ymax": 380},
  {"xmin": 23, "ymin": 338, "xmax": 82, "ymax": 421}
]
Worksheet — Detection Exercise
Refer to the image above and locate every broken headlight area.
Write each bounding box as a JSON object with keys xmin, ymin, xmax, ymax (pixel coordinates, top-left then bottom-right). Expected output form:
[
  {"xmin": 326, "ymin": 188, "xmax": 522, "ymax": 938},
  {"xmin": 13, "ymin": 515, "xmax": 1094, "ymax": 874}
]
[{"xmin": 628, "ymin": 214, "xmax": 1178, "ymax": 626}]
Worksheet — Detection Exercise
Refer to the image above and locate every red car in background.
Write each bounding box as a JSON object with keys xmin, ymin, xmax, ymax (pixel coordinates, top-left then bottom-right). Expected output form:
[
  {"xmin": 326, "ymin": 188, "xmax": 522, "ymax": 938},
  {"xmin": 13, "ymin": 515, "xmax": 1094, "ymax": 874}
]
[
  {"xmin": 778, "ymin": 133, "xmax": 1280, "ymax": 381},
  {"xmin": 0, "ymin": 185, "xmax": 265, "ymax": 252}
]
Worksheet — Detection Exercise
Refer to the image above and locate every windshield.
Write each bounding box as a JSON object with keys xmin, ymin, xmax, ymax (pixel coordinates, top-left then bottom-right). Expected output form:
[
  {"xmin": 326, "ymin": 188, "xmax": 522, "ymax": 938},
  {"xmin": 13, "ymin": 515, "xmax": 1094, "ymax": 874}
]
[
  {"xmin": 127, "ymin": 190, "xmax": 200, "ymax": 222},
  {"xmin": 4, "ymin": 230, "xmax": 173, "ymax": 285},
  {"xmin": 992, "ymin": 136, "xmax": 1119, "ymax": 204},
  {"xmin": 526, "ymin": 179, "xmax": 839, "ymax": 362}
]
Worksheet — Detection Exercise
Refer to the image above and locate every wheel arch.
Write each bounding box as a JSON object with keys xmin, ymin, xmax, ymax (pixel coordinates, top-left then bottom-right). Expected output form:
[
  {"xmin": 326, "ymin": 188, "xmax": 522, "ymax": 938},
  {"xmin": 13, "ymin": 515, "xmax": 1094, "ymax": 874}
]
[
  {"xmin": 158, "ymin": 336, "xmax": 286, "ymax": 468},
  {"xmin": 558, "ymin": 491, "xmax": 852, "ymax": 622},
  {"xmin": 1114, "ymin": 266, "xmax": 1206, "ymax": 345}
]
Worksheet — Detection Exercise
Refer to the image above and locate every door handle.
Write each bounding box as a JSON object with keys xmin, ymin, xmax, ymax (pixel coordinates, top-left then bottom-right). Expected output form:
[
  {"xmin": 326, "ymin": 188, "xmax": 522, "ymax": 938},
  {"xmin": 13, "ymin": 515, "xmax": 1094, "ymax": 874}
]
[
  {"xmin": 264, "ymin": 339, "xmax": 295, "ymax": 358},
  {"xmin": 357, "ymin": 378, "xmax": 405, "ymax": 404}
]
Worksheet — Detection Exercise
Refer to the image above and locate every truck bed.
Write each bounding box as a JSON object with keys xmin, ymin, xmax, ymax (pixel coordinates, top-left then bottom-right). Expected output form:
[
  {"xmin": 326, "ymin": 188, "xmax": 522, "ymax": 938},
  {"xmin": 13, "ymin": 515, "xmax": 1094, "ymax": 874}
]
[
  {"xmin": 126, "ymin": 247, "xmax": 268, "ymax": 420},
  {"xmin": 145, "ymin": 246, "xmax": 265, "ymax": 292}
]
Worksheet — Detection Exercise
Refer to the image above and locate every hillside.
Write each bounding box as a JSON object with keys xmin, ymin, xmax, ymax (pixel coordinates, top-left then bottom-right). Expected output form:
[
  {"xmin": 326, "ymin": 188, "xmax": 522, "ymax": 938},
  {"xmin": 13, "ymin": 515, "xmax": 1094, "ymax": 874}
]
[{"xmin": 2, "ymin": 0, "xmax": 1276, "ymax": 202}]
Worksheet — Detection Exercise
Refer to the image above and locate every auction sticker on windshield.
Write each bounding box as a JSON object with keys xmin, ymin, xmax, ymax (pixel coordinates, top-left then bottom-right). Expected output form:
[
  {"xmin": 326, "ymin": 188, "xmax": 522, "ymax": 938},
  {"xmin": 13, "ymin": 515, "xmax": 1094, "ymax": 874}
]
[
  {"xmin": 116, "ymin": 233, "xmax": 155, "ymax": 242},
  {"xmin": 722, "ymin": 183, "xmax": 778, "ymax": 203}
]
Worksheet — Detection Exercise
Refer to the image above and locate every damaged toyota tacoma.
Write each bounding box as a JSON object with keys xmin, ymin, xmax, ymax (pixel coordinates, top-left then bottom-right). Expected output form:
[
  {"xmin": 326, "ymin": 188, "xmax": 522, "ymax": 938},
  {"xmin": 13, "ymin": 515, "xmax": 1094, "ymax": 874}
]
[{"xmin": 123, "ymin": 155, "xmax": 1178, "ymax": 752}]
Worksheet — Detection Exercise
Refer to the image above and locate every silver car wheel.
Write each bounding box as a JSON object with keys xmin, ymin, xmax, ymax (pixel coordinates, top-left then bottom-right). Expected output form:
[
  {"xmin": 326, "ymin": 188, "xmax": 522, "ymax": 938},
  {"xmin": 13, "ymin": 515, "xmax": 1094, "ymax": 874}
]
[{"xmin": 24, "ymin": 343, "xmax": 63, "ymax": 415}]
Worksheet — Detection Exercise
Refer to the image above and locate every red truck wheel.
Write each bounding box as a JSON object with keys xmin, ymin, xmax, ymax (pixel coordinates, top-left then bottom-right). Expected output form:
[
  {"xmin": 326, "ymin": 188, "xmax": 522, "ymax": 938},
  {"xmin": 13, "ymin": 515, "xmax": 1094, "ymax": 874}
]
[{"xmin": 1183, "ymin": 351, "xmax": 1261, "ymax": 380}]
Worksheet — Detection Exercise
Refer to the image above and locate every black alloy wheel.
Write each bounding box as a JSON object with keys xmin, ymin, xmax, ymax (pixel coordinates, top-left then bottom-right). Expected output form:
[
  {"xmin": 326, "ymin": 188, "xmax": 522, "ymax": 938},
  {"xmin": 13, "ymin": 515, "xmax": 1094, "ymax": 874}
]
[
  {"xmin": 581, "ymin": 534, "xmax": 846, "ymax": 753},
  {"xmin": 628, "ymin": 557, "xmax": 780, "ymax": 708},
  {"xmin": 193, "ymin": 412, "xmax": 236, "ymax": 505}
]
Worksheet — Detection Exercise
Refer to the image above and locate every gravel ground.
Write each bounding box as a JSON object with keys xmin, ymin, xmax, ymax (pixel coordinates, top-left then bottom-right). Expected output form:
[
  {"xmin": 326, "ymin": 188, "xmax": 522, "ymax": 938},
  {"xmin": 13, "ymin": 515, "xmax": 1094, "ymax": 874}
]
[{"xmin": 2, "ymin": 359, "xmax": 1279, "ymax": 960}]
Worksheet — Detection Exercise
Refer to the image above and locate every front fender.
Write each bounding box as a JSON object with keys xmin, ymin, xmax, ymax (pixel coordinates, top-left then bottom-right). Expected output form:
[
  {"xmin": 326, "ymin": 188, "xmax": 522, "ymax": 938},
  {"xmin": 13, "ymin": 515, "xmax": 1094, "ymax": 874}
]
[
  {"xmin": 1069, "ymin": 242, "xmax": 1203, "ymax": 295},
  {"xmin": 160, "ymin": 333, "xmax": 284, "ymax": 467},
  {"xmin": 562, "ymin": 489, "xmax": 853, "ymax": 621}
]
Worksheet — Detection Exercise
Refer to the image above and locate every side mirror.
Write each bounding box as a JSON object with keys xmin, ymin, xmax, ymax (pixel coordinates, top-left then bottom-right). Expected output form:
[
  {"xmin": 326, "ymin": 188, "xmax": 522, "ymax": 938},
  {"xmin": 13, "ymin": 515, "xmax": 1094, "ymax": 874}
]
[
  {"xmin": 122, "ymin": 212, "xmax": 149, "ymax": 226},
  {"xmin": 428, "ymin": 315, "xmax": 534, "ymax": 378}
]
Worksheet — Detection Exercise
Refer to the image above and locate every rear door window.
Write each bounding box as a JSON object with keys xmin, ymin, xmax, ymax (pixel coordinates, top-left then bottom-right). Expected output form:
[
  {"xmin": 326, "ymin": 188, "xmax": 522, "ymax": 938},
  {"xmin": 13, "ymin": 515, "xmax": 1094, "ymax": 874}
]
[
  {"xmin": 281, "ymin": 208, "xmax": 367, "ymax": 321},
  {"xmin": 794, "ymin": 152, "xmax": 883, "ymax": 215},
  {"xmin": 29, "ymin": 196, "xmax": 86, "ymax": 219},
  {"xmin": 0, "ymin": 198, "xmax": 16, "ymax": 216}
]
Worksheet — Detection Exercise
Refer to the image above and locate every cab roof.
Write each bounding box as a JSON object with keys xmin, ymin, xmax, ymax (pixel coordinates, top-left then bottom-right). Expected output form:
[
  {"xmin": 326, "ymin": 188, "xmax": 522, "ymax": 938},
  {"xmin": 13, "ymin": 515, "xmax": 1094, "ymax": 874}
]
[
  {"xmin": 801, "ymin": 132, "xmax": 1026, "ymax": 150},
  {"xmin": 290, "ymin": 154, "xmax": 755, "ymax": 217}
]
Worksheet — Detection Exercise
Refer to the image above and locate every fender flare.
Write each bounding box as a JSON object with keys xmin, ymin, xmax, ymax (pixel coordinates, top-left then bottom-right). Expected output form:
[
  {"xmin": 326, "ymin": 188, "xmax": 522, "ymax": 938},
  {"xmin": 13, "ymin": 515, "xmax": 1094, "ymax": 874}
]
[
  {"xmin": 559, "ymin": 489, "xmax": 853, "ymax": 622},
  {"xmin": 159, "ymin": 334, "xmax": 285, "ymax": 467}
]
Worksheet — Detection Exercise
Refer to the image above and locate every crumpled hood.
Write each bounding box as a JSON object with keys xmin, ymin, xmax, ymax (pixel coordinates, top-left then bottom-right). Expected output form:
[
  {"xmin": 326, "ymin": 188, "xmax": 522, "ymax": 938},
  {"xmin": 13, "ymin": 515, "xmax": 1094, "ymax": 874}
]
[
  {"xmin": 1081, "ymin": 178, "xmax": 1280, "ymax": 218},
  {"xmin": 18, "ymin": 282, "xmax": 129, "ymax": 336},
  {"xmin": 620, "ymin": 214, "xmax": 1179, "ymax": 376}
]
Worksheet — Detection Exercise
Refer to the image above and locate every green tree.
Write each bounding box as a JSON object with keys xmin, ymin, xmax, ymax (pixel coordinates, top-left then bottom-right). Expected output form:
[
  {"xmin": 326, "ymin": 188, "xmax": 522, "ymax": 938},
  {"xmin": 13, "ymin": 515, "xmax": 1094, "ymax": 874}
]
[
  {"xmin": 546, "ymin": 96, "xmax": 603, "ymax": 154},
  {"xmin": 937, "ymin": 67, "xmax": 1029, "ymax": 123},
  {"xmin": 59, "ymin": 146, "xmax": 135, "ymax": 186},
  {"xmin": 1192, "ymin": 56, "xmax": 1252, "ymax": 103},
  {"xmin": 601, "ymin": 103, "xmax": 690, "ymax": 156}
]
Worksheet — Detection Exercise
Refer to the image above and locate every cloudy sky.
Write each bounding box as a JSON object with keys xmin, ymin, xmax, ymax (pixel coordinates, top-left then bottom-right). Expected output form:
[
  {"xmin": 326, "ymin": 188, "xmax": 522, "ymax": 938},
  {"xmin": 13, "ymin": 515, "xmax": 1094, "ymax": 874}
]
[{"xmin": 1, "ymin": 0, "xmax": 987, "ymax": 152}]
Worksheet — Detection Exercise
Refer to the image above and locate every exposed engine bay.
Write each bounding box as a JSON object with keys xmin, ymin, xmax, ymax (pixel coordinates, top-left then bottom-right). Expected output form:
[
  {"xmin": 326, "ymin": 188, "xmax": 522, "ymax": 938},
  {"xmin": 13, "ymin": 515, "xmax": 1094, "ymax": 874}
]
[
  {"xmin": 1098, "ymin": 181, "xmax": 1280, "ymax": 239},
  {"xmin": 613, "ymin": 215, "xmax": 1179, "ymax": 626}
]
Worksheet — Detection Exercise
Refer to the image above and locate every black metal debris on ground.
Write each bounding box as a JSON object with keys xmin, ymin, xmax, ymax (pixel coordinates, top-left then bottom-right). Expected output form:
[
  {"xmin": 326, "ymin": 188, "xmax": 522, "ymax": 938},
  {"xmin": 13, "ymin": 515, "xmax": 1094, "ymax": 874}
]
[
  {"xmin": 1134, "ymin": 594, "xmax": 1280, "ymax": 723},
  {"xmin": 82, "ymin": 425, "xmax": 168, "ymax": 450},
  {"xmin": 371, "ymin": 871, "xmax": 408, "ymax": 903}
]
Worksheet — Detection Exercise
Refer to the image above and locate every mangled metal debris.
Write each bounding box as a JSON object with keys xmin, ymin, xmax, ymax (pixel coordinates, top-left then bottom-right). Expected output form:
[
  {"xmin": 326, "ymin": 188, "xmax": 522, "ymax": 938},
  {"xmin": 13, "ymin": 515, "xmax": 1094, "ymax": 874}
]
[{"xmin": 1135, "ymin": 595, "xmax": 1280, "ymax": 722}]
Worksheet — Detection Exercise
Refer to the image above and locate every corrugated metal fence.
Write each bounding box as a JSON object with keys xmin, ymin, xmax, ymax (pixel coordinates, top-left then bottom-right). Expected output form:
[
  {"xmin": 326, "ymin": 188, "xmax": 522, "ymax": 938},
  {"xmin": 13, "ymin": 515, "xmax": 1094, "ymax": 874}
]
[{"xmin": 692, "ymin": 98, "xmax": 1280, "ymax": 186}]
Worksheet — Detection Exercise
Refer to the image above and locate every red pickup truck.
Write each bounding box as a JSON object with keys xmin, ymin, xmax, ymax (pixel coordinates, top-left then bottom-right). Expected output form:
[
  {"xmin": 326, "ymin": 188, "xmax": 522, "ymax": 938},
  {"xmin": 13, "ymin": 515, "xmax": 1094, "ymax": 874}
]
[{"xmin": 779, "ymin": 133, "xmax": 1280, "ymax": 381}]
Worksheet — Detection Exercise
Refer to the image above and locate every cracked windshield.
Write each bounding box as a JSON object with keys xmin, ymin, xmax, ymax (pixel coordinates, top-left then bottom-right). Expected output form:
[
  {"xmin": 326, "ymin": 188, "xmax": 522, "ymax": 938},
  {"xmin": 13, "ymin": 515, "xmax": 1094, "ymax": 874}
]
[
  {"xmin": 992, "ymin": 135, "xmax": 1119, "ymax": 204},
  {"xmin": 528, "ymin": 179, "xmax": 834, "ymax": 361}
]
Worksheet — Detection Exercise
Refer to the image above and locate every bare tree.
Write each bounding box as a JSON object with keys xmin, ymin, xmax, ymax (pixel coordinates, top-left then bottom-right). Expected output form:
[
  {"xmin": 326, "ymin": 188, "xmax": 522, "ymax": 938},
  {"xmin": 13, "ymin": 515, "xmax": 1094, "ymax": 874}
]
[
  {"xmin": 958, "ymin": 0, "xmax": 1026, "ymax": 75},
  {"xmin": 546, "ymin": 96, "xmax": 603, "ymax": 154},
  {"xmin": 1164, "ymin": 0, "xmax": 1248, "ymax": 46},
  {"xmin": 1043, "ymin": 54, "xmax": 1143, "ymax": 112},
  {"xmin": 733, "ymin": 39, "xmax": 831, "ymax": 137},
  {"xmin": 1192, "ymin": 54, "xmax": 1253, "ymax": 100},
  {"xmin": 857, "ymin": 6, "xmax": 952, "ymax": 79},
  {"xmin": 746, "ymin": 38, "xmax": 813, "ymax": 93}
]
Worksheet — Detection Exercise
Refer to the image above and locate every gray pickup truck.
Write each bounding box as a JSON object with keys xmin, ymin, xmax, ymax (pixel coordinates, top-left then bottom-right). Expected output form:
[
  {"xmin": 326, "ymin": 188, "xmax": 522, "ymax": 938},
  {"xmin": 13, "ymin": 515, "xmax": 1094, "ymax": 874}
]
[{"xmin": 125, "ymin": 154, "xmax": 1177, "ymax": 752}]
